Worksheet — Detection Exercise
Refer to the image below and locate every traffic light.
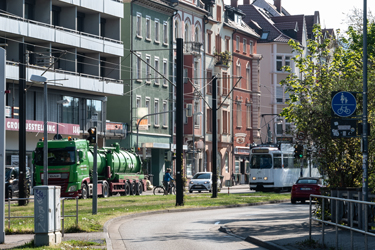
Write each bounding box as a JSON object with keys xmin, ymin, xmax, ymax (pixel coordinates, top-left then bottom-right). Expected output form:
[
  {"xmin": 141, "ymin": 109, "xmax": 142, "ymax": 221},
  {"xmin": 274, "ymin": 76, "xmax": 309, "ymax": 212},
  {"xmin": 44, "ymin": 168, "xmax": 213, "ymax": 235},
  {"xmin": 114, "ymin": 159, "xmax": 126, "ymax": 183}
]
[
  {"xmin": 294, "ymin": 145, "xmax": 303, "ymax": 159},
  {"xmin": 87, "ymin": 127, "xmax": 97, "ymax": 144}
]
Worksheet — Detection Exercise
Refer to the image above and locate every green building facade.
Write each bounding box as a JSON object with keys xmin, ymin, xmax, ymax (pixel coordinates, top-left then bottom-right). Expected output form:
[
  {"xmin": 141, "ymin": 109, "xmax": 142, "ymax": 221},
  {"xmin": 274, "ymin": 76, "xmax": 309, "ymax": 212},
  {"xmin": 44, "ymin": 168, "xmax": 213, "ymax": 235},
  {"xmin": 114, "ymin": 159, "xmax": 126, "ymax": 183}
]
[{"xmin": 107, "ymin": 0, "xmax": 176, "ymax": 185}]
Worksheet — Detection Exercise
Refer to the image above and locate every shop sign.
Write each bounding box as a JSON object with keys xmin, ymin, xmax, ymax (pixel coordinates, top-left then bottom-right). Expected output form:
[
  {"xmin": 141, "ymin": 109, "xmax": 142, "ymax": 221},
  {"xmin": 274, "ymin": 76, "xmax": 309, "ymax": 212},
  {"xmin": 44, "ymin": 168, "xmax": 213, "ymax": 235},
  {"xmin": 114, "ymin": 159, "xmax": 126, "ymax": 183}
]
[{"xmin": 6, "ymin": 118, "xmax": 80, "ymax": 135}]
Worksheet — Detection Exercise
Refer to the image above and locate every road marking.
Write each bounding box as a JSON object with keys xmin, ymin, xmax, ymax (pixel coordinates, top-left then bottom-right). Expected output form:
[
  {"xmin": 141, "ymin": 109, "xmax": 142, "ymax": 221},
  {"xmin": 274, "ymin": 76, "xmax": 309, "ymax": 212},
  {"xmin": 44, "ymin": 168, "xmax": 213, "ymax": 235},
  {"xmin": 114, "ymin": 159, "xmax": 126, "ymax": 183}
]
[{"xmin": 215, "ymin": 221, "xmax": 220, "ymax": 225}]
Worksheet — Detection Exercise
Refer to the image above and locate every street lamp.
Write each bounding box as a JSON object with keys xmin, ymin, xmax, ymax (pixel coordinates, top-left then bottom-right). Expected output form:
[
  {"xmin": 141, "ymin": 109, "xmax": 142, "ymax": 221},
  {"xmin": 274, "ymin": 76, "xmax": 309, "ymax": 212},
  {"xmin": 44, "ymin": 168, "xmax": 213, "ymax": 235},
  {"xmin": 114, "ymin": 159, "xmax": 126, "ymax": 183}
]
[
  {"xmin": 56, "ymin": 99, "xmax": 70, "ymax": 139},
  {"xmin": 192, "ymin": 111, "xmax": 203, "ymax": 174},
  {"xmin": 30, "ymin": 74, "xmax": 48, "ymax": 185}
]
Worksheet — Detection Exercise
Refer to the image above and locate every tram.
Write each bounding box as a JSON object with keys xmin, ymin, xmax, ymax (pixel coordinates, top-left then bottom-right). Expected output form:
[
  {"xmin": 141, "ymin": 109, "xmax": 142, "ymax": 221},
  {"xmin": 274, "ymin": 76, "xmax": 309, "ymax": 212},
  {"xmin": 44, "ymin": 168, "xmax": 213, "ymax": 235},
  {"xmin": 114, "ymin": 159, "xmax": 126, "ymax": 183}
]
[{"xmin": 249, "ymin": 144, "xmax": 320, "ymax": 192}]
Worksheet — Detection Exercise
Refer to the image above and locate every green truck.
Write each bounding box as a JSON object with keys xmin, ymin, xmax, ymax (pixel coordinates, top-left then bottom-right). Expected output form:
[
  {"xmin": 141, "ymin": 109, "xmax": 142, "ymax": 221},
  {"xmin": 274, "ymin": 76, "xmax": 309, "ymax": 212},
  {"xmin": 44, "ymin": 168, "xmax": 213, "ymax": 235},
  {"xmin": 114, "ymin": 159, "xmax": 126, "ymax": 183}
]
[{"xmin": 33, "ymin": 138, "xmax": 145, "ymax": 198}]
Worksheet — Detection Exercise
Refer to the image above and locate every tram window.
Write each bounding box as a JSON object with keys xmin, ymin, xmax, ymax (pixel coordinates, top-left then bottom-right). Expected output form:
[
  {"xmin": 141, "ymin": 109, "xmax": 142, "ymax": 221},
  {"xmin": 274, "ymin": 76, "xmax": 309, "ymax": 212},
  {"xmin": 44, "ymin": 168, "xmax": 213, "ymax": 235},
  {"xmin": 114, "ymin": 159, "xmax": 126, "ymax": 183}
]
[
  {"xmin": 283, "ymin": 153, "xmax": 294, "ymax": 168},
  {"xmin": 250, "ymin": 155, "xmax": 272, "ymax": 169},
  {"xmin": 274, "ymin": 154, "xmax": 282, "ymax": 168}
]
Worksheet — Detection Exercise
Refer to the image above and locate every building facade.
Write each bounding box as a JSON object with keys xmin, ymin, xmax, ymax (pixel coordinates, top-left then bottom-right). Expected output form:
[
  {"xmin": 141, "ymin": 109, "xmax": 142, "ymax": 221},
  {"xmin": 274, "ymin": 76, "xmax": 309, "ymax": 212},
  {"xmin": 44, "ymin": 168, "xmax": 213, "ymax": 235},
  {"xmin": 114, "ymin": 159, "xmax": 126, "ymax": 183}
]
[{"xmin": 1, "ymin": 0, "xmax": 124, "ymax": 168}]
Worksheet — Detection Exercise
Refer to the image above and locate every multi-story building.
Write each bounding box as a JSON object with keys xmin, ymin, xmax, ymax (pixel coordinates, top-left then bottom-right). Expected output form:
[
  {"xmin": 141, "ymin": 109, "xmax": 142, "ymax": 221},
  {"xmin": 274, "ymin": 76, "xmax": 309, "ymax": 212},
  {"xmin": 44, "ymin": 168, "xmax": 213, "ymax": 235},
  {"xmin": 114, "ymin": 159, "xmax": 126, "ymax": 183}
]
[
  {"xmin": 239, "ymin": 0, "xmax": 319, "ymax": 144},
  {"xmin": 1, "ymin": 0, "xmax": 124, "ymax": 168},
  {"xmin": 107, "ymin": 0, "xmax": 176, "ymax": 186},
  {"xmin": 173, "ymin": 0, "xmax": 207, "ymax": 178},
  {"xmin": 226, "ymin": 1, "xmax": 261, "ymax": 184},
  {"xmin": 203, "ymin": 0, "xmax": 234, "ymax": 184}
]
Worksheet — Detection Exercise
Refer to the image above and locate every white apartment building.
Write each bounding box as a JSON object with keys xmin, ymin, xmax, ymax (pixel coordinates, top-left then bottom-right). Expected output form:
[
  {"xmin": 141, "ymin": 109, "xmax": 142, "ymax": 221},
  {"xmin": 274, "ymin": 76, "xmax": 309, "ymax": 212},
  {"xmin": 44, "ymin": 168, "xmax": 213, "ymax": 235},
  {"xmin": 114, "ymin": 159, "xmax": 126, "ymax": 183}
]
[{"xmin": 0, "ymin": 0, "xmax": 124, "ymax": 167}]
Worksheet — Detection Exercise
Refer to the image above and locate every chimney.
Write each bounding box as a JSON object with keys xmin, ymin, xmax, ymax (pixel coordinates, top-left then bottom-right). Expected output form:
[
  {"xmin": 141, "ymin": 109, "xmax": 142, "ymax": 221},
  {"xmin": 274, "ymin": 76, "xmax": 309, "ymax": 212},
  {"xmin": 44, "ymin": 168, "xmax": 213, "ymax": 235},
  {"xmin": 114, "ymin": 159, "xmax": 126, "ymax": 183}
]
[
  {"xmin": 243, "ymin": 0, "xmax": 250, "ymax": 4},
  {"xmin": 231, "ymin": 0, "xmax": 238, "ymax": 8},
  {"xmin": 274, "ymin": 0, "xmax": 282, "ymax": 13}
]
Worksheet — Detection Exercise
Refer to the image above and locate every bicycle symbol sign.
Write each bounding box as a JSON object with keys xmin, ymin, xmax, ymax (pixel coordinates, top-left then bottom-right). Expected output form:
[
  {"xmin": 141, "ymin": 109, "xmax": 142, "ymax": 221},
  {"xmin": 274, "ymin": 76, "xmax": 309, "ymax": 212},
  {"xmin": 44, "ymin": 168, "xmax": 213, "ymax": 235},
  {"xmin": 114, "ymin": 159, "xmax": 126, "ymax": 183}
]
[{"xmin": 331, "ymin": 91, "xmax": 356, "ymax": 117}]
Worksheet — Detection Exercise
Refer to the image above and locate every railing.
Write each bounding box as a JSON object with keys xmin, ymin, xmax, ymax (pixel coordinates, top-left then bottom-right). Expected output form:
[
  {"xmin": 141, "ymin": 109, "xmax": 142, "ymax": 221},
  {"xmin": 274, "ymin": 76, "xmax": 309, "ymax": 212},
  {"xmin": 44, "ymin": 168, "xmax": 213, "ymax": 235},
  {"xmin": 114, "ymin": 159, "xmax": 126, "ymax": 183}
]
[
  {"xmin": 309, "ymin": 194, "xmax": 375, "ymax": 250},
  {"xmin": 5, "ymin": 196, "xmax": 79, "ymax": 237}
]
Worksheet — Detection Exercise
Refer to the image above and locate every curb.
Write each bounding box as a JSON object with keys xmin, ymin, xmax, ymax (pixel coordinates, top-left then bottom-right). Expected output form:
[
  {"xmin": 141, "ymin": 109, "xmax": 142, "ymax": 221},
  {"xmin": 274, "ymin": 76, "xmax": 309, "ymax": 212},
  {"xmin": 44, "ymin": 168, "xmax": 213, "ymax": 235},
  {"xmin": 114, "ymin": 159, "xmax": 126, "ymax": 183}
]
[{"xmin": 103, "ymin": 199, "xmax": 289, "ymax": 250}]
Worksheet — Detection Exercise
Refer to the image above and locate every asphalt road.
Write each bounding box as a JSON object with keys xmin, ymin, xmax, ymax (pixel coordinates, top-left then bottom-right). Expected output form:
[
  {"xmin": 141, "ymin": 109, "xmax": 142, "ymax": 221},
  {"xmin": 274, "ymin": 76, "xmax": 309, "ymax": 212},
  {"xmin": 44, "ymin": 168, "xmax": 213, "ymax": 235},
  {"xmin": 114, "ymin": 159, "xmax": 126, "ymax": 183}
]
[{"xmin": 111, "ymin": 207, "xmax": 267, "ymax": 250}]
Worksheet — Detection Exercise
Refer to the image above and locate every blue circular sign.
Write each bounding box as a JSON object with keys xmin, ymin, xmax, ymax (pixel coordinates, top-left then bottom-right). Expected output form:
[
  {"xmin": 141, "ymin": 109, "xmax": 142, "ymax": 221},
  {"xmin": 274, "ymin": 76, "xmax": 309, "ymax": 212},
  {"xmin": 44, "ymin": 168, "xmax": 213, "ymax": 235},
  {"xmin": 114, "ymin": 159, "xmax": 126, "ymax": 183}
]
[{"xmin": 331, "ymin": 91, "xmax": 356, "ymax": 117}]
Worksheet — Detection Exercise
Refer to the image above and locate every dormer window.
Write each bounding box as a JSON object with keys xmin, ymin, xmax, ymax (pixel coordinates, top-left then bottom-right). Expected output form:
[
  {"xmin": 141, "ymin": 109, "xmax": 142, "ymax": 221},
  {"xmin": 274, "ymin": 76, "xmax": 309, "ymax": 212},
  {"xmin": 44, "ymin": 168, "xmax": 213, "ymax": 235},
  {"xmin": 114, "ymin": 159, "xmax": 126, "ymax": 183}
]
[
  {"xmin": 261, "ymin": 31, "xmax": 269, "ymax": 40},
  {"xmin": 235, "ymin": 14, "xmax": 242, "ymax": 24}
]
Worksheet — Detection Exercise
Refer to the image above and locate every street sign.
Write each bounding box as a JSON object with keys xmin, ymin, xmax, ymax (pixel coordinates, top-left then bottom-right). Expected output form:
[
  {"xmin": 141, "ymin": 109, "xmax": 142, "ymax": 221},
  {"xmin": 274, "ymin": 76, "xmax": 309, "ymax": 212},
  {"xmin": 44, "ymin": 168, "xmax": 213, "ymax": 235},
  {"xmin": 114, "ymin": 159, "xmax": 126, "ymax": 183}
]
[
  {"xmin": 331, "ymin": 91, "xmax": 356, "ymax": 117},
  {"xmin": 91, "ymin": 113, "xmax": 98, "ymax": 122},
  {"xmin": 331, "ymin": 118, "xmax": 357, "ymax": 138}
]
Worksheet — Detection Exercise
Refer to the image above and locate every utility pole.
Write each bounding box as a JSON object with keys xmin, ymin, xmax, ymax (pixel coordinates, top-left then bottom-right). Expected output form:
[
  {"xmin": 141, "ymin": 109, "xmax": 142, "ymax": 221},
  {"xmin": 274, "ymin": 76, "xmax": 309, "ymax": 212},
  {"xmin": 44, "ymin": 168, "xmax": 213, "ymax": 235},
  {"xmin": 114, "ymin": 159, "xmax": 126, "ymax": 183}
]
[
  {"xmin": 0, "ymin": 47, "xmax": 6, "ymax": 243},
  {"xmin": 211, "ymin": 76, "xmax": 218, "ymax": 198},
  {"xmin": 176, "ymin": 38, "xmax": 184, "ymax": 206},
  {"xmin": 362, "ymin": 0, "xmax": 368, "ymax": 202},
  {"xmin": 18, "ymin": 43, "xmax": 27, "ymax": 205}
]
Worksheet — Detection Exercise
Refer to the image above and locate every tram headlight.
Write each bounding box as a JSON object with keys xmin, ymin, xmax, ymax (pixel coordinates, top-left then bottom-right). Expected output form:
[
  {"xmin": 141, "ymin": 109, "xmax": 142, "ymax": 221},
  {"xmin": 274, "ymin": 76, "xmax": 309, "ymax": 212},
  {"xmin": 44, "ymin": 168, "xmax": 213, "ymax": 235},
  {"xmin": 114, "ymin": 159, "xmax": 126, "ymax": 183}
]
[
  {"xmin": 263, "ymin": 177, "xmax": 268, "ymax": 180},
  {"xmin": 252, "ymin": 177, "xmax": 256, "ymax": 180}
]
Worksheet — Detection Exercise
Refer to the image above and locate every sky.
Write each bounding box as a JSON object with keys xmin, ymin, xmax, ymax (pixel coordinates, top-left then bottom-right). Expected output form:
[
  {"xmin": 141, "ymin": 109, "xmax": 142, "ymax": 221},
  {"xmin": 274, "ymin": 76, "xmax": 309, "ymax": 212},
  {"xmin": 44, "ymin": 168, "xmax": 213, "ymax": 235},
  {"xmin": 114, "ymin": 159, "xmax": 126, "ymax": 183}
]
[{"xmin": 224, "ymin": 0, "xmax": 375, "ymax": 32}]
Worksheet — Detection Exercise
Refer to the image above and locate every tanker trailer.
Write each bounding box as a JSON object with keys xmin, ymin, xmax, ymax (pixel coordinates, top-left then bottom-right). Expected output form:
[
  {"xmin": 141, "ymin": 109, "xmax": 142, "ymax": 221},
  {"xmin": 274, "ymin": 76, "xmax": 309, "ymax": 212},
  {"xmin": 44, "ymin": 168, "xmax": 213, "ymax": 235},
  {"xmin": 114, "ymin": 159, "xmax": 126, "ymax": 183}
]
[{"xmin": 33, "ymin": 138, "xmax": 145, "ymax": 198}]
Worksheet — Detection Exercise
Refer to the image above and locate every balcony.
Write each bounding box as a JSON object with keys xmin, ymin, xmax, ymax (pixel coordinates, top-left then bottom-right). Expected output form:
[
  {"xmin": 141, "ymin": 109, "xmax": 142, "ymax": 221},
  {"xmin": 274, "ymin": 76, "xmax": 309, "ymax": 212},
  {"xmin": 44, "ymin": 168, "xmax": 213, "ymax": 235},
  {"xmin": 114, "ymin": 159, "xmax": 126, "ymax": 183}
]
[
  {"xmin": 214, "ymin": 51, "xmax": 232, "ymax": 67},
  {"xmin": 0, "ymin": 12, "xmax": 123, "ymax": 56},
  {"xmin": 5, "ymin": 61, "xmax": 123, "ymax": 96},
  {"xmin": 58, "ymin": 0, "xmax": 123, "ymax": 18},
  {"xmin": 184, "ymin": 41, "xmax": 203, "ymax": 56}
]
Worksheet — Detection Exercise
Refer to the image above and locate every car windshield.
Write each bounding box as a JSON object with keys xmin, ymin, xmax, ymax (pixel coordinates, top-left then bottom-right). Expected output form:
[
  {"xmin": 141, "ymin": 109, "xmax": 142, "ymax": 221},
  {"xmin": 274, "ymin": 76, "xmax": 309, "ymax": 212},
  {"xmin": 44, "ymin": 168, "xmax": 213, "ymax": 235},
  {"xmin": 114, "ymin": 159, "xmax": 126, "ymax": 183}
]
[
  {"xmin": 34, "ymin": 147, "xmax": 76, "ymax": 166},
  {"xmin": 297, "ymin": 179, "xmax": 319, "ymax": 184},
  {"xmin": 250, "ymin": 154, "xmax": 272, "ymax": 169},
  {"xmin": 192, "ymin": 173, "xmax": 211, "ymax": 179}
]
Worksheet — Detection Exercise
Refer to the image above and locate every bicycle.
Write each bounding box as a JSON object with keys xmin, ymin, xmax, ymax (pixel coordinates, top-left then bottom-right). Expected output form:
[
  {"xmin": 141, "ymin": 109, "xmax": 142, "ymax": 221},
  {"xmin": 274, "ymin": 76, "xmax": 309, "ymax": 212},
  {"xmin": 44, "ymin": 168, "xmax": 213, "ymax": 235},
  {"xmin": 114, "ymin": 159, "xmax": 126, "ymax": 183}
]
[{"xmin": 153, "ymin": 181, "xmax": 176, "ymax": 195}]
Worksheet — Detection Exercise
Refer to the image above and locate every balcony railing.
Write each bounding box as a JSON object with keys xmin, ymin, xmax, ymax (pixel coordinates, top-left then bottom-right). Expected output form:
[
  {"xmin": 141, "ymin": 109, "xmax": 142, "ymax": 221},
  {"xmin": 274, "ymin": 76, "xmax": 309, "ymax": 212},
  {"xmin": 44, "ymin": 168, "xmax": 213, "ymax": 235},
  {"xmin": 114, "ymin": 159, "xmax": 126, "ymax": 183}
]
[{"xmin": 184, "ymin": 41, "xmax": 203, "ymax": 55}]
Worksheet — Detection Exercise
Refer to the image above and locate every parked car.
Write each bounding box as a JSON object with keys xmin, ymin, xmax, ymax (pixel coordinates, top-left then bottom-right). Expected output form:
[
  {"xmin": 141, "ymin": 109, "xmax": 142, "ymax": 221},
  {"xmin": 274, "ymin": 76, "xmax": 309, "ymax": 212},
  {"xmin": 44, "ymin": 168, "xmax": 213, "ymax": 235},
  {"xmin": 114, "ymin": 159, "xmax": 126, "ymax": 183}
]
[
  {"xmin": 188, "ymin": 172, "xmax": 221, "ymax": 193},
  {"xmin": 291, "ymin": 177, "xmax": 324, "ymax": 204},
  {"xmin": 5, "ymin": 166, "xmax": 31, "ymax": 199}
]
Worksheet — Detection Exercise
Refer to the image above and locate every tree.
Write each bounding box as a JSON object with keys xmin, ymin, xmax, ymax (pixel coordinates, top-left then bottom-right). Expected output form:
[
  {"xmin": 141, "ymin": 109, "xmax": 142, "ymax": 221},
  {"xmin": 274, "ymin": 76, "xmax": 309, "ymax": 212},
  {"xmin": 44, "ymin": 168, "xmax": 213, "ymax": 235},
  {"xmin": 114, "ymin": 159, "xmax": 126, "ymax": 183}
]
[{"xmin": 280, "ymin": 24, "xmax": 375, "ymax": 188}]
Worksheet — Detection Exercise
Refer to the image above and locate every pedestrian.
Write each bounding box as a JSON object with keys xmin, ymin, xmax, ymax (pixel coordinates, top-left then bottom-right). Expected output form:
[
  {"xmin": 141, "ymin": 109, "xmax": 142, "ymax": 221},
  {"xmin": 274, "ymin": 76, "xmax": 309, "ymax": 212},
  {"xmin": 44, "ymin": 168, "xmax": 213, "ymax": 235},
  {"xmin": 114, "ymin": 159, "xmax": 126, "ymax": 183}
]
[
  {"xmin": 231, "ymin": 173, "xmax": 235, "ymax": 186},
  {"xmin": 163, "ymin": 168, "xmax": 174, "ymax": 194}
]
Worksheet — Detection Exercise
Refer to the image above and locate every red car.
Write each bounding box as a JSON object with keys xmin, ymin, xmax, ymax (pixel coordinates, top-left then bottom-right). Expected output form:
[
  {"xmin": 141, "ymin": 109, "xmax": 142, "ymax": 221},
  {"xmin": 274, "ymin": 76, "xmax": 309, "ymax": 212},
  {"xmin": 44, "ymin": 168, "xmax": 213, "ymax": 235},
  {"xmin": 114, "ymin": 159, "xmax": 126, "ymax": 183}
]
[{"xmin": 291, "ymin": 177, "xmax": 323, "ymax": 204}]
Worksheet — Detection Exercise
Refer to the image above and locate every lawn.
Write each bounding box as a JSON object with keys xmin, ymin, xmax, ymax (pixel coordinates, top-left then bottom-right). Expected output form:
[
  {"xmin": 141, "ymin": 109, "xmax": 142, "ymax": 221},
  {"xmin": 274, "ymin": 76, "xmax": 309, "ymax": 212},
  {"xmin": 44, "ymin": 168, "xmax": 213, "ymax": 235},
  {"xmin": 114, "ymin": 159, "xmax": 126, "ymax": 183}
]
[{"xmin": 5, "ymin": 191, "xmax": 290, "ymax": 234}]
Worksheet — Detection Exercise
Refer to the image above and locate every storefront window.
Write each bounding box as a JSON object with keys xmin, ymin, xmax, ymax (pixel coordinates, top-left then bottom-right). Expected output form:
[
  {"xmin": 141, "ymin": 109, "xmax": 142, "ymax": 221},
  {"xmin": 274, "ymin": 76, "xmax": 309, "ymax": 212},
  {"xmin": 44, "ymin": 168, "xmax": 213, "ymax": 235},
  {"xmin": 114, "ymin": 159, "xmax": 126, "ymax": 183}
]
[
  {"xmin": 235, "ymin": 156, "xmax": 240, "ymax": 173},
  {"xmin": 62, "ymin": 96, "xmax": 79, "ymax": 124},
  {"xmin": 225, "ymin": 153, "xmax": 229, "ymax": 173}
]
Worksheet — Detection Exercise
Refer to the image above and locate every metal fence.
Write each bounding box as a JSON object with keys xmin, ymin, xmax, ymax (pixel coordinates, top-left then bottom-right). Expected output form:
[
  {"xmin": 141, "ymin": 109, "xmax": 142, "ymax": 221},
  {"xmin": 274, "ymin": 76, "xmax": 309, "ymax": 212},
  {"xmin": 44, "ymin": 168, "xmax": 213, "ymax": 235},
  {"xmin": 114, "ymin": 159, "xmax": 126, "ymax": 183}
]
[
  {"xmin": 309, "ymin": 194, "xmax": 375, "ymax": 250},
  {"xmin": 5, "ymin": 196, "xmax": 79, "ymax": 237}
]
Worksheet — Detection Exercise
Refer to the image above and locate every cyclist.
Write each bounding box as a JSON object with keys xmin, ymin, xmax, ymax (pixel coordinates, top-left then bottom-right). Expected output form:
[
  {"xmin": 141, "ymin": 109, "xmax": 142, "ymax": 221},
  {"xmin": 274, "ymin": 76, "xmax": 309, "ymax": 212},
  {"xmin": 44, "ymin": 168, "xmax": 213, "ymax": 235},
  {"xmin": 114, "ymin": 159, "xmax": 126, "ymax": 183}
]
[{"xmin": 163, "ymin": 168, "xmax": 174, "ymax": 194}]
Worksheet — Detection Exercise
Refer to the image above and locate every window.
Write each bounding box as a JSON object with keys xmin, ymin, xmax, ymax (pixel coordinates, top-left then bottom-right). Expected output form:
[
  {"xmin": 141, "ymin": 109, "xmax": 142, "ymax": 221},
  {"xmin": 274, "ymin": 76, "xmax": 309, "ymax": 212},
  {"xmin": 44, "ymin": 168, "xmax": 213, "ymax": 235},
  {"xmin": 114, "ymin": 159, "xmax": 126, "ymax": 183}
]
[
  {"xmin": 215, "ymin": 34, "xmax": 221, "ymax": 53},
  {"xmin": 207, "ymin": 109, "xmax": 212, "ymax": 132},
  {"xmin": 100, "ymin": 18, "xmax": 106, "ymax": 37},
  {"xmin": 285, "ymin": 56, "xmax": 291, "ymax": 68},
  {"xmin": 163, "ymin": 101, "xmax": 168, "ymax": 127},
  {"xmin": 52, "ymin": 6, "xmax": 61, "ymax": 26},
  {"xmin": 249, "ymin": 40, "xmax": 253, "ymax": 54},
  {"xmin": 136, "ymin": 96, "xmax": 141, "ymax": 108},
  {"xmin": 285, "ymin": 123, "xmax": 291, "ymax": 135},
  {"xmin": 246, "ymin": 104, "xmax": 252, "ymax": 128},
  {"xmin": 276, "ymin": 121, "xmax": 283, "ymax": 135},
  {"xmin": 183, "ymin": 107, "xmax": 188, "ymax": 124},
  {"xmin": 225, "ymin": 153, "xmax": 229, "ymax": 173},
  {"xmin": 183, "ymin": 68, "xmax": 188, "ymax": 84},
  {"xmin": 243, "ymin": 38, "xmax": 247, "ymax": 53},
  {"xmin": 261, "ymin": 31, "xmax": 269, "ymax": 40},
  {"xmin": 225, "ymin": 37, "xmax": 230, "ymax": 51},
  {"xmin": 25, "ymin": 0, "xmax": 35, "ymax": 20},
  {"xmin": 146, "ymin": 16, "xmax": 151, "ymax": 39},
  {"xmin": 206, "ymin": 71, "xmax": 212, "ymax": 94},
  {"xmin": 154, "ymin": 99, "xmax": 159, "ymax": 126},
  {"xmin": 236, "ymin": 36, "xmax": 240, "ymax": 51},
  {"xmin": 276, "ymin": 86, "xmax": 283, "ymax": 103},
  {"xmin": 155, "ymin": 19, "xmax": 160, "ymax": 42},
  {"xmin": 207, "ymin": 31, "xmax": 212, "ymax": 54},
  {"xmin": 163, "ymin": 21, "xmax": 168, "ymax": 44},
  {"xmin": 163, "ymin": 60, "xmax": 168, "ymax": 86},
  {"xmin": 246, "ymin": 64, "xmax": 251, "ymax": 90},
  {"xmin": 194, "ymin": 102, "xmax": 199, "ymax": 126},
  {"xmin": 234, "ymin": 156, "xmax": 240, "ymax": 173},
  {"xmin": 77, "ymin": 12, "xmax": 85, "ymax": 32},
  {"xmin": 154, "ymin": 57, "xmax": 159, "ymax": 84},
  {"xmin": 136, "ymin": 53, "xmax": 142, "ymax": 80},
  {"xmin": 185, "ymin": 23, "xmax": 189, "ymax": 42},
  {"xmin": 174, "ymin": 20, "xmax": 179, "ymax": 40},
  {"xmin": 216, "ymin": 5, "xmax": 221, "ymax": 22},
  {"xmin": 195, "ymin": 26, "xmax": 200, "ymax": 42},
  {"xmin": 136, "ymin": 13, "xmax": 142, "ymax": 37},
  {"xmin": 236, "ymin": 102, "xmax": 241, "ymax": 127},
  {"xmin": 146, "ymin": 55, "xmax": 151, "ymax": 82},
  {"xmin": 236, "ymin": 61, "xmax": 241, "ymax": 88},
  {"xmin": 276, "ymin": 56, "xmax": 283, "ymax": 71},
  {"xmin": 223, "ymin": 110, "xmax": 228, "ymax": 134},
  {"xmin": 194, "ymin": 61, "xmax": 199, "ymax": 85},
  {"xmin": 222, "ymin": 72, "xmax": 228, "ymax": 95},
  {"xmin": 145, "ymin": 97, "xmax": 151, "ymax": 125}
]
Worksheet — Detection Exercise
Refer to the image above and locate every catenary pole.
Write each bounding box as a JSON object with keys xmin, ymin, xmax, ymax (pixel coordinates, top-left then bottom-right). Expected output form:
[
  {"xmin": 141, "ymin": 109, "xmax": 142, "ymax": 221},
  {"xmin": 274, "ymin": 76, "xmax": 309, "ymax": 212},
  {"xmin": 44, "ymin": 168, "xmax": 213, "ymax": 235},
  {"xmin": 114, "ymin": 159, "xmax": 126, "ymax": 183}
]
[
  {"xmin": 0, "ymin": 47, "xmax": 6, "ymax": 243},
  {"xmin": 362, "ymin": 0, "xmax": 368, "ymax": 202},
  {"xmin": 211, "ymin": 76, "xmax": 218, "ymax": 198},
  {"xmin": 176, "ymin": 38, "xmax": 184, "ymax": 206}
]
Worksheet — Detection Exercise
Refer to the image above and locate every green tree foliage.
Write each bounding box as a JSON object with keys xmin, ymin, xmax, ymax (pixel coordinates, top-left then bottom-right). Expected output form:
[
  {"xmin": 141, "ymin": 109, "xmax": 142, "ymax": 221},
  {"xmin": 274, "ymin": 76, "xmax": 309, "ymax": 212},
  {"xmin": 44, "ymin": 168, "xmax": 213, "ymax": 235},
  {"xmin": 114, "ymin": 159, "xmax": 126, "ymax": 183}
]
[{"xmin": 280, "ymin": 24, "xmax": 375, "ymax": 188}]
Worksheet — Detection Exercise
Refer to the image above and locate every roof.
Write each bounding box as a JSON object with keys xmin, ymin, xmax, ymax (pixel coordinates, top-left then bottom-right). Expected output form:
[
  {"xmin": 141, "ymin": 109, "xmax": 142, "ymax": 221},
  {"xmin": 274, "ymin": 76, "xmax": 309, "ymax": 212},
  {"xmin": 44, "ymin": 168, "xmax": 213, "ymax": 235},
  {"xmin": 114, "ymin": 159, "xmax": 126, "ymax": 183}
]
[
  {"xmin": 239, "ymin": 4, "xmax": 294, "ymax": 44},
  {"xmin": 225, "ymin": 18, "xmax": 260, "ymax": 38}
]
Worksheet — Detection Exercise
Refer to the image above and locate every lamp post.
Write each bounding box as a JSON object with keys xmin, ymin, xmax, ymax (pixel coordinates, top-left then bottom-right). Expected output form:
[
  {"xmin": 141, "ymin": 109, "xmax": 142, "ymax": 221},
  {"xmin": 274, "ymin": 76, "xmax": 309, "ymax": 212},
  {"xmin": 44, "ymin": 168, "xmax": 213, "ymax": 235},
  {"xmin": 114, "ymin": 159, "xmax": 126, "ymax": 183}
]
[
  {"xmin": 30, "ymin": 74, "xmax": 48, "ymax": 185},
  {"xmin": 56, "ymin": 99, "xmax": 70, "ymax": 139},
  {"xmin": 192, "ymin": 111, "xmax": 203, "ymax": 174}
]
